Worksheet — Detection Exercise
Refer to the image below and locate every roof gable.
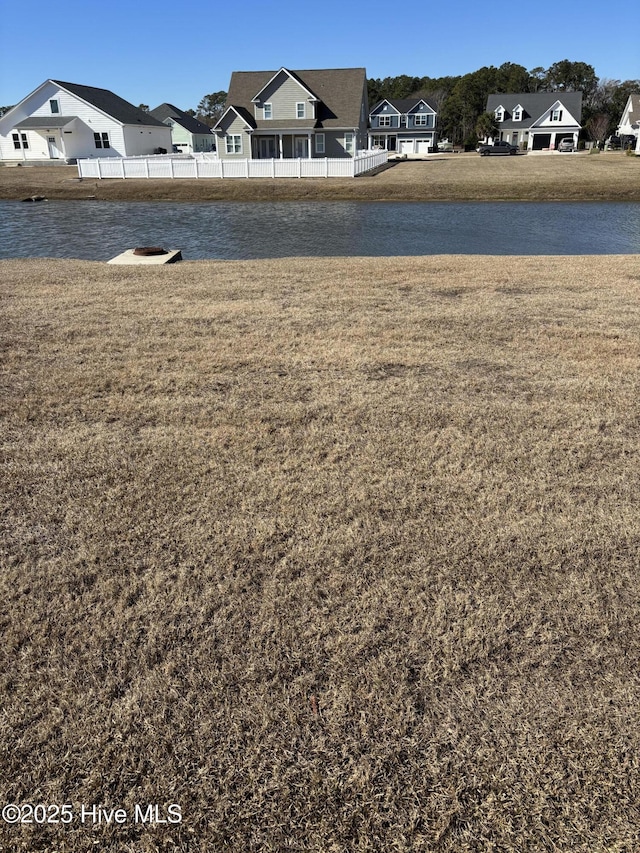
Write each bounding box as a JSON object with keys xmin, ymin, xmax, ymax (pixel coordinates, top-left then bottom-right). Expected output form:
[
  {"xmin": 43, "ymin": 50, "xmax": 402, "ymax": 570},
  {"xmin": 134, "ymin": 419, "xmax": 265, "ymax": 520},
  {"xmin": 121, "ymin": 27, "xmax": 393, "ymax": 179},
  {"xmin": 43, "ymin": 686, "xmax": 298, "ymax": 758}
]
[
  {"xmin": 370, "ymin": 99, "xmax": 401, "ymax": 116},
  {"xmin": 213, "ymin": 105, "xmax": 255, "ymax": 132},
  {"xmin": 371, "ymin": 96, "xmax": 438, "ymax": 116},
  {"xmin": 251, "ymin": 67, "xmax": 319, "ymax": 104},
  {"xmin": 620, "ymin": 94, "xmax": 640, "ymax": 124},
  {"xmin": 224, "ymin": 68, "xmax": 367, "ymax": 129}
]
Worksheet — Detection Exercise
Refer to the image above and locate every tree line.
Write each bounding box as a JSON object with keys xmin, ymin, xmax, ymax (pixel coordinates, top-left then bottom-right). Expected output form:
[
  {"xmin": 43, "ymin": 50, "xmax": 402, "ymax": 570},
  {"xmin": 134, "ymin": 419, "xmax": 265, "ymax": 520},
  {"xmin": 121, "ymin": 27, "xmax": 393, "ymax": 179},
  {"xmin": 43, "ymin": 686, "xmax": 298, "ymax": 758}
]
[
  {"xmin": 366, "ymin": 60, "xmax": 639, "ymax": 146},
  {"xmin": 193, "ymin": 60, "xmax": 637, "ymax": 148}
]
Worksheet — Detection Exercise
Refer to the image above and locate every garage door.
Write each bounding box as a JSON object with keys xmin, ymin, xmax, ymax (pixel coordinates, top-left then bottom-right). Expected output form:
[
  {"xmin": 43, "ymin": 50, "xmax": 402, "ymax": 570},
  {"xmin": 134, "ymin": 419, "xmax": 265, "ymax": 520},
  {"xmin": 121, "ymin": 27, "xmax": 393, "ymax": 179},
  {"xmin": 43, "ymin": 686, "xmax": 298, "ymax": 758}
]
[
  {"xmin": 416, "ymin": 140, "xmax": 431, "ymax": 153},
  {"xmin": 532, "ymin": 134, "xmax": 551, "ymax": 150},
  {"xmin": 400, "ymin": 140, "xmax": 414, "ymax": 154}
]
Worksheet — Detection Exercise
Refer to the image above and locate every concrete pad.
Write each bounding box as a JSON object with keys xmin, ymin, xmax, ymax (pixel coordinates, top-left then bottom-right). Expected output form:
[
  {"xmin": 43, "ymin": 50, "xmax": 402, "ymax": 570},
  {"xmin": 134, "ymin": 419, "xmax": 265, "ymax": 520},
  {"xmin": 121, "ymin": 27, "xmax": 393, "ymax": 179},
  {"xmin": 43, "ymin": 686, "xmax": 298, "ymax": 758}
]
[{"xmin": 107, "ymin": 249, "xmax": 182, "ymax": 265}]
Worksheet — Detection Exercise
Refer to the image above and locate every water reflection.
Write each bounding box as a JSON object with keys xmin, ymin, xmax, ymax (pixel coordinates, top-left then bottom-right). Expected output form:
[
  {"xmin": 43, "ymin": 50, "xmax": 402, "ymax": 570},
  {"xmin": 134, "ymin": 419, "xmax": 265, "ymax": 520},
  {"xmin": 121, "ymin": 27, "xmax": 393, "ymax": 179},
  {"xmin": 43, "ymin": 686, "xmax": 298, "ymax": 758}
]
[{"xmin": 1, "ymin": 200, "xmax": 639, "ymax": 260}]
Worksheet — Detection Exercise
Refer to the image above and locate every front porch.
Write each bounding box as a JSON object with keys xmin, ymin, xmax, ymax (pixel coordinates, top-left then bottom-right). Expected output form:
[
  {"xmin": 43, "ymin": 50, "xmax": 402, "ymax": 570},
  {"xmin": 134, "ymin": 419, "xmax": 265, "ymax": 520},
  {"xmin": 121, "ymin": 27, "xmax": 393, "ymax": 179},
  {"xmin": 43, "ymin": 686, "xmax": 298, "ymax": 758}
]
[
  {"xmin": 7, "ymin": 116, "xmax": 76, "ymax": 162},
  {"xmin": 253, "ymin": 132, "xmax": 315, "ymax": 159}
]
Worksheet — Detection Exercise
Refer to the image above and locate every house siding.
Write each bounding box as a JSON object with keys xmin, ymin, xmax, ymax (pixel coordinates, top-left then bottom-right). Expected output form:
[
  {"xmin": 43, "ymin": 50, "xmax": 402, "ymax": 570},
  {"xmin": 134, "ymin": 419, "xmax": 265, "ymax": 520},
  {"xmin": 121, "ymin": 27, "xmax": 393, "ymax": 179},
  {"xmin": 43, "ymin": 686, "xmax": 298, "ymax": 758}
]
[
  {"xmin": 122, "ymin": 125, "xmax": 172, "ymax": 156},
  {"xmin": 368, "ymin": 98, "xmax": 438, "ymax": 154},
  {"xmin": 255, "ymin": 75, "xmax": 313, "ymax": 122},
  {"xmin": 0, "ymin": 81, "xmax": 171, "ymax": 161},
  {"xmin": 217, "ymin": 113, "xmax": 251, "ymax": 157}
]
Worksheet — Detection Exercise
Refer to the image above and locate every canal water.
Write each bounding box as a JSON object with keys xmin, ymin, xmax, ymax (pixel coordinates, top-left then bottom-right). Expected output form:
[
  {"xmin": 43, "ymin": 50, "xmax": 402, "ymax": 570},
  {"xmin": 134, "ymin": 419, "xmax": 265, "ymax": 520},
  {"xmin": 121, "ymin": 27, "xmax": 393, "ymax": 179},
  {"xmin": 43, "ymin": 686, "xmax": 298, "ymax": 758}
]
[{"xmin": 1, "ymin": 200, "xmax": 639, "ymax": 260}]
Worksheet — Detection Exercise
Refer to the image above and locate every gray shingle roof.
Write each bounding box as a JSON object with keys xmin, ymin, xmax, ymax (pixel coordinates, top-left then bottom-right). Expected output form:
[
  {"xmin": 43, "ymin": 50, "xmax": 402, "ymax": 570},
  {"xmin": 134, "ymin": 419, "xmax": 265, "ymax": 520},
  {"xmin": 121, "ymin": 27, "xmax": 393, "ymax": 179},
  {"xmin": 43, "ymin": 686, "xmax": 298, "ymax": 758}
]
[
  {"xmin": 14, "ymin": 116, "xmax": 76, "ymax": 129},
  {"xmin": 486, "ymin": 91, "xmax": 583, "ymax": 127},
  {"xmin": 53, "ymin": 81, "xmax": 167, "ymax": 126},
  {"xmin": 149, "ymin": 103, "xmax": 214, "ymax": 135},
  {"xmin": 372, "ymin": 97, "xmax": 438, "ymax": 114},
  {"xmin": 225, "ymin": 68, "xmax": 367, "ymax": 129}
]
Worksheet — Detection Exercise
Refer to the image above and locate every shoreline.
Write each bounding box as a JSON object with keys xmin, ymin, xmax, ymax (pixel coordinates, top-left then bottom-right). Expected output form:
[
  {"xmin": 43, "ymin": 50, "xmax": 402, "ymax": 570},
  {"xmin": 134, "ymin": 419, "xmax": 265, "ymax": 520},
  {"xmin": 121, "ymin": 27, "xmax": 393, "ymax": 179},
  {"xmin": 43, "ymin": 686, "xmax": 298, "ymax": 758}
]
[{"xmin": 1, "ymin": 152, "xmax": 638, "ymax": 202}]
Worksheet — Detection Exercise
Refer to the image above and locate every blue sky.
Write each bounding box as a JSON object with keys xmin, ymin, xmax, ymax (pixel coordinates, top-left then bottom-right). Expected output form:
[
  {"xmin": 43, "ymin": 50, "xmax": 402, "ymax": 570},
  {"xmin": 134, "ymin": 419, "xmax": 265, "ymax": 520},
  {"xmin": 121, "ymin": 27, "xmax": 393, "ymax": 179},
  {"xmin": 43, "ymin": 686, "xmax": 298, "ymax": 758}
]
[{"xmin": 1, "ymin": 0, "xmax": 638, "ymax": 111}]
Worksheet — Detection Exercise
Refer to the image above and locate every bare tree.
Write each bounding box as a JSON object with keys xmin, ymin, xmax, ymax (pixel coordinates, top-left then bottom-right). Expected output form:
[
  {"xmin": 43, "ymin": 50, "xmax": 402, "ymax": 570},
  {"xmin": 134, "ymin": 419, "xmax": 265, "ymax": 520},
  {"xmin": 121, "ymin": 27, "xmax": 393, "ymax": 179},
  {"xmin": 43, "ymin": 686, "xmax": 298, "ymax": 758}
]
[{"xmin": 586, "ymin": 113, "xmax": 611, "ymax": 146}]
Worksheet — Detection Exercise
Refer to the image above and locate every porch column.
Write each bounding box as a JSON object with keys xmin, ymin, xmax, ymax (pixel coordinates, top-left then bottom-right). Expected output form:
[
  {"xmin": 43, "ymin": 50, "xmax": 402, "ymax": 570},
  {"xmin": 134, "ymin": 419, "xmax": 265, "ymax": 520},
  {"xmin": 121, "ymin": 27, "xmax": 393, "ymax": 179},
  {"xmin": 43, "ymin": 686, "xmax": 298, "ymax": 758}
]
[
  {"xmin": 278, "ymin": 134, "xmax": 283, "ymax": 159},
  {"xmin": 307, "ymin": 132, "xmax": 312, "ymax": 158}
]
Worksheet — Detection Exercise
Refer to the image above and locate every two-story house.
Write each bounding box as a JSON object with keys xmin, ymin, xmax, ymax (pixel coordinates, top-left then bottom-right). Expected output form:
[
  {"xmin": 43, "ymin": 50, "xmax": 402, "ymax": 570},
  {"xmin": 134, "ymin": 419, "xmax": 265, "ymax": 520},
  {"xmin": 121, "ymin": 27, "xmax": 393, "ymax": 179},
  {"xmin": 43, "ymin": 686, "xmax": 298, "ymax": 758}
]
[
  {"xmin": 368, "ymin": 98, "xmax": 438, "ymax": 155},
  {"xmin": 485, "ymin": 92, "xmax": 582, "ymax": 151},
  {"xmin": 213, "ymin": 67, "xmax": 368, "ymax": 160}
]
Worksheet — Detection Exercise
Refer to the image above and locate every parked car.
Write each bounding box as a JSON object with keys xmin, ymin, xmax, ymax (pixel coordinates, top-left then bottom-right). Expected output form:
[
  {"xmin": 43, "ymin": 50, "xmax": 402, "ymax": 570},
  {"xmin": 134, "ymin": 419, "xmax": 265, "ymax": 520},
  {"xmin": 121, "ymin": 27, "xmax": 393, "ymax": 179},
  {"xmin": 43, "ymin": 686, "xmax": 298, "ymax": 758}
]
[
  {"xmin": 557, "ymin": 138, "xmax": 575, "ymax": 152},
  {"xmin": 437, "ymin": 139, "xmax": 454, "ymax": 152},
  {"xmin": 604, "ymin": 136, "xmax": 621, "ymax": 150},
  {"xmin": 477, "ymin": 140, "xmax": 518, "ymax": 156}
]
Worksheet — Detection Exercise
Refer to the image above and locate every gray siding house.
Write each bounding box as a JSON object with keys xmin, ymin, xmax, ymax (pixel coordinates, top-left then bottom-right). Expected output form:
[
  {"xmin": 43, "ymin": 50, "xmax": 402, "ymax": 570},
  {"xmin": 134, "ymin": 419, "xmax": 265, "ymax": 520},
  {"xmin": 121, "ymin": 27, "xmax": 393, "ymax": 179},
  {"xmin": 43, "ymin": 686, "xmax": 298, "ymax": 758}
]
[
  {"xmin": 149, "ymin": 103, "xmax": 216, "ymax": 153},
  {"xmin": 368, "ymin": 98, "xmax": 438, "ymax": 155},
  {"xmin": 486, "ymin": 92, "xmax": 582, "ymax": 151},
  {"xmin": 214, "ymin": 67, "xmax": 368, "ymax": 159}
]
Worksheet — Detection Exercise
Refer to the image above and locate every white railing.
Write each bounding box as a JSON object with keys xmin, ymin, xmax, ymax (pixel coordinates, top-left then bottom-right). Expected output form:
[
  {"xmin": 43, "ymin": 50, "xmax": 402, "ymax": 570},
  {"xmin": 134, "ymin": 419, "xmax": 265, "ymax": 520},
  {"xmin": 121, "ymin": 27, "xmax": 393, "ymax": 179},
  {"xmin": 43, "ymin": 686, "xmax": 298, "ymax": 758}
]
[{"xmin": 77, "ymin": 151, "xmax": 388, "ymax": 179}]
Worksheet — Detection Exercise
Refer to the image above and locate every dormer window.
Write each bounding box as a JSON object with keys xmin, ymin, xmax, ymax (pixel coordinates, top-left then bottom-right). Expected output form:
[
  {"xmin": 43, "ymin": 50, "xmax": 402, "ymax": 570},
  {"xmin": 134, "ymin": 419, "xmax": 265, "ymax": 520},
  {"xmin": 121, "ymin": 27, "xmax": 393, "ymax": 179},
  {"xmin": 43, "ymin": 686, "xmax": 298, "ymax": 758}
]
[
  {"xmin": 513, "ymin": 105, "xmax": 523, "ymax": 121},
  {"xmin": 264, "ymin": 103, "xmax": 272, "ymax": 119},
  {"xmin": 49, "ymin": 99, "xmax": 60, "ymax": 114},
  {"xmin": 495, "ymin": 107, "xmax": 505, "ymax": 122}
]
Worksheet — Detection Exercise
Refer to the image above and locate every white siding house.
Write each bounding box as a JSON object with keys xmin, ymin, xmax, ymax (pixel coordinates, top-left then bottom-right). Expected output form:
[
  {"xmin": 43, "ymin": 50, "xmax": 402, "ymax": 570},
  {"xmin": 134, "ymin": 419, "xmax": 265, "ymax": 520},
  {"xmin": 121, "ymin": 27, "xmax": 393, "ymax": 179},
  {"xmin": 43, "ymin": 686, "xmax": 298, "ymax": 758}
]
[
  {"xmin": 485, "ymin": 92, "xmax": 583, "ymax": 151},
  {"xmin": 0, "ymin": 80, "xmax": 172, "ymax": 163},
  {"xmin": 616, "ymin": 94, "xmax": 640, "ymax": 152}
]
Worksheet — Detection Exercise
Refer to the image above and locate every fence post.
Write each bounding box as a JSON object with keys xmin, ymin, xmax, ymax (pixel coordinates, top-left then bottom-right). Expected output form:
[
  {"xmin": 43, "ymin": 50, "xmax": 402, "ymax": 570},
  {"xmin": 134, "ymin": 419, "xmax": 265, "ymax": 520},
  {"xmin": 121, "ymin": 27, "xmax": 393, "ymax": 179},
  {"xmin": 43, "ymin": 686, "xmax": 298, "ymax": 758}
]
[
  {"xmin": 245, "ymin": 159, "xmax": 249, "ymax": 178},
  {"xmin": 169, "ymin": 158, "xmax": 174, "ymax": 179},
  {"xmin": 97, "ymin": 159, "xmax": 103, "ymax": 179}
]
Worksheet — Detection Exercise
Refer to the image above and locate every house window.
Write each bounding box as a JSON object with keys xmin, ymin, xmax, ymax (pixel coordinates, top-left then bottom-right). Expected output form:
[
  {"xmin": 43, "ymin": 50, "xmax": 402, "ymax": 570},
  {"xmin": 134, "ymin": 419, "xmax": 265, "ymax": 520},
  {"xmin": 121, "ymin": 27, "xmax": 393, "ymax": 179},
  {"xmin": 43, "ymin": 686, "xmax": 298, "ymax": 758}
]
[
  {"xmin": 226, "ymin": 134, "xmax": 242, "ymax": 154},
  {"xmin": 264, "ymin": 103, "xmax": 272, "ymax": 119},
  {"xmin": 50, "ymin": 99, "xmax": 60, "ymax": 114},
  {"xmin": 551, "ymin": 109, "xmax": 563, "ymax": 122},
  {"xmin": 513, "ymin": 107, "xmax": 522, "ymax": 121},
  {"xmin": 495, "ymin": 107, "xmax": 505, "ymax": 122},
  {"xmin": 315, "ymin": 133, "xmax": 325, "ymax": 154},
  {"xmin": 94, "ymin": 132, "xmax": 110, "ymax": 149},
  {"xmin": 414, "ymin": 114, "xmax": 430, "ymax": 126},
  {"xmin": 296, "ymin": 102, "xmax": 305, "ymax": 119},
  {"xmin": 378, "ymin": 115, "xmax": 392, "ymax": 127},
  {"xmin": 344, "ymin": 133, "xmax": 354, "ymax": 154},
  {"xmin": 12, "ymin": 133, "xmax": 28, "ymax": 150},
  {"xmin": 371, "ymin": 135, "xmax": 386, "ymax": 149}
]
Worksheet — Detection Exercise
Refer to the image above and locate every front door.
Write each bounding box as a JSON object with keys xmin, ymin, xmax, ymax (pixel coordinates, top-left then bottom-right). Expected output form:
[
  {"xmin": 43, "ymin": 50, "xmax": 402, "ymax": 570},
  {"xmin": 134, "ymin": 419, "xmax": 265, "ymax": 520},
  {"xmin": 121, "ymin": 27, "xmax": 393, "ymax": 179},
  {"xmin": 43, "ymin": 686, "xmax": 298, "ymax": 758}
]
[
  {"xmin": 47, "ymin": 136, "xmax": 61, "ymax": 159},
  {"xmin": 295, "ymin": 137, "xmax": 308, "ymax": 158}
]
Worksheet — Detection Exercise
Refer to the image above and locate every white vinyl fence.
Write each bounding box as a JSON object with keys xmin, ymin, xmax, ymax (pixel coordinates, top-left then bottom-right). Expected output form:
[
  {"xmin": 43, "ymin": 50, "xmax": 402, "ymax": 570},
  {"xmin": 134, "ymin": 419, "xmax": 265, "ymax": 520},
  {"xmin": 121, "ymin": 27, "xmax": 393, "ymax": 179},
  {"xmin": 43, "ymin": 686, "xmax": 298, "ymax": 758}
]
[{"xmin": 77, "ymin": 151, "xmax": 388, "ymax": 179}]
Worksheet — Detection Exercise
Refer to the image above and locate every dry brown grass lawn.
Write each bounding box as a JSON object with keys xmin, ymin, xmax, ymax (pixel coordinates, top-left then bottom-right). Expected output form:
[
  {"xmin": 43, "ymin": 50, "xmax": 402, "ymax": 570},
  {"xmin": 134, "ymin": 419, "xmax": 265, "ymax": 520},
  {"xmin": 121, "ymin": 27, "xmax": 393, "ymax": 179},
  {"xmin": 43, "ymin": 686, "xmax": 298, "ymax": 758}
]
[
  {"xmin": 1, "ymin": 150, "xmax": 638, "ymax": 201},
  {"xmin": 2, "ymin": 255, "xmax": 640, "ymax": 851}
]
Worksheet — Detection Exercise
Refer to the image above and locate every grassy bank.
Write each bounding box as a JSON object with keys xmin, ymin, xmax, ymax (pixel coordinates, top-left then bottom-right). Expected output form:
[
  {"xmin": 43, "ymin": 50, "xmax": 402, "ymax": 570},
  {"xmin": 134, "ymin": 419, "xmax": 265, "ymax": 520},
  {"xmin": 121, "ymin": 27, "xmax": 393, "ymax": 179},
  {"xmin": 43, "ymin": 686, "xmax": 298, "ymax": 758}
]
[
  {"xmin": 1, "ymin": 151, "xmax": 639, "ymax": 202},
  {"xmin": 2, "ymin": 255, "xmax": 640, "ymax": 851}
]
